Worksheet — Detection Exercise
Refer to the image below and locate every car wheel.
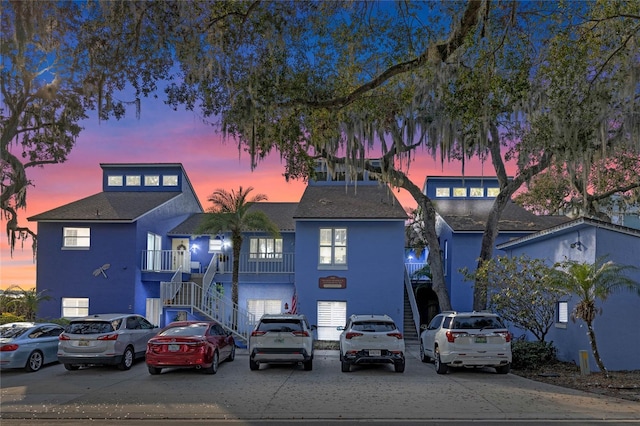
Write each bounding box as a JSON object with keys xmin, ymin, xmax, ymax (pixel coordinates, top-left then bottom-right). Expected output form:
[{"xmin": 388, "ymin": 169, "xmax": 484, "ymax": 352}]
[
  {"xmin": 341, "ymin": 360, "xmax": 351, "ymax": 373},
  {"xmin": 434, "ymin": 347, "xmax": 448, "ymax": 375},
  {"xmin": 204, "ymin": 350, "xmax": 219, "ymax": 374},
  {"xmin": 249, "ymin": 358, "xmax": 259, "ymax": 371},
  {"xmin": 303, "ymin": 358, "xmax": 313, "ymax": 371},
  {"xmin": 118, "ymin": 346, "xmax": 135, "ymax": 371},
  {"xmin": 148, "ymin": 366, "xmax": 162, "ymax": 375},
  {"xmin": 495, "ymin": 363, "xmax": 510, "ymax": 374},
  {"xmin": 25, "ymin": 350, "xmax": 44, "ymax": 372},
  {"xmin": 64, "ymin": 363, "xmax": 80, "ymax": 371},
  {"xmin": 419, "ymin": 342, "xmax": 429, "ymax": 363},
  {"xmin": 394, "ymin": 360, "xmax": 405, "ymax": 373},
  {"xmin": 227, "ymin": 345, "xmax": 235, "ymax": 362}
]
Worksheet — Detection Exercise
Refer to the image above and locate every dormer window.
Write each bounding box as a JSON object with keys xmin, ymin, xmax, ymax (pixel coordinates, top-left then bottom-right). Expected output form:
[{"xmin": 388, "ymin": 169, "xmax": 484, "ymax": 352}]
[
  {"xmin": 107, "ymin": 175, "xmax": 123, "ymax": 186},
  {"xmin": 453, "ymin": 188, "xmax": 467, "ymax": 197},
  {"xmin": 163, "ymin": 175, "xmax": 178, "ymax": 186},
  {"xmin": 435, "ymin": 187, "xmax": 450, "ymax": 197},
  {"xmin": 145, "ymin": 175, "xmax": 160, "ymax": 186},
  {"xmin": 126, "ymin": 175, "xmax": 141, "ymax": 186},
  {"xmin": 470, "ymin": 187, "xmax": 484, "ymax": 197}
]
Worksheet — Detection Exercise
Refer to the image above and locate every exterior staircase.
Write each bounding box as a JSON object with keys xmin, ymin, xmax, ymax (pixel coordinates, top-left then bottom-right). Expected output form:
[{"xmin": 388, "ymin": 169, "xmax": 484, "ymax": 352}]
[
  {"xmin": 403, "ymin": 284, "xmax": 419, "ymax": 343},
  {"xmin": 160, "ymin": 254, "xmax": 255, "ymax": 346}
]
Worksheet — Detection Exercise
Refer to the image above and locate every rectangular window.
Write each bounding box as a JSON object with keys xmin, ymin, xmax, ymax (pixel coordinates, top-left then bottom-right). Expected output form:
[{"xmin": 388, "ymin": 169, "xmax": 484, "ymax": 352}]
[
  {"xmin": 249, "ymin": 237, "xmax": 283, "ymax": 259},
  {"xmin": 435, "ymin": 187, "xmax": 450, "ymax": 197},
  {"xmin": 247, "ymin": 299, "xmax": 282, "ymax": 322},
  {"xmin": 470, "ymin": 187, "xmax": 484, "ymax": 197},
  {"xmin": 144, "ymin": 175, "xmax": 160, "ymax": 186},
  {"xmin": 107, "ymin": 175, "xmax": 123, "ymax": 186},
  {"xmin": 319, "ymin": 228, "xmax": 347, "ymax": 266},
  {"xmin": 453, "ymin": 187, "xmax": 467, "ymax": 197},
  {"xmin": 63, "ymin": 227, "xmax": 90, "ymax": 248},
  {"xmin": 62, "ymin": 298, "xmax": 89, "ymax": 317},
  {"xmin": 487, "ymin": 188, "xmax": 500, "ymax": 197},
  {"xmin": 557, "ymin": 301, "xmax": 569, "ymax": 323},
  {"xmin": 126, "ymin": 175, "xmax": 141, "ymax": 186},
  {"xmin": 163, "ymin": 175, "xmax": 178, "ymax": 186}
]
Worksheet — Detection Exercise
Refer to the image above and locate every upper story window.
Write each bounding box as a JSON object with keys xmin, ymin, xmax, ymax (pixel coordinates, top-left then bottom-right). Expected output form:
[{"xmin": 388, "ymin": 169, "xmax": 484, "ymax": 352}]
[
  {"xmin": 435, "ymin": 187, "xmax": 450, "ymax": 197},
  {"xmin": 319, "ymin": 228, "xmax": 347, "ymax": 266},
  {"xmin": 249, "ymin": 237, "xmax": 283, "ymax": 259},
  {"xmin": 107, "ymin": 175, "xmax": 123, "ymax": 186},
  {"xmin": 487, "ymin": 187, "xmax": 500, "ymax": 197},
  {"xmin": 126, "ymin": 175, "xmax": 141, "ymax": 186},
  {"xmin": 557, "ymin": 301, "xmax": 569, "ymax": 323},
  {"xmin": 163, "ymin": 175, "xmax": 178, "ymax": 186},
  {"xmin": 63, "ymin": 227, "xmax": 90, "ymax": 248},
  {"xmin": 470, "ymin": 187, "xmax": 484, "ymax": 197},
  {"xmin": 144, "ymin": 175, "xmax": 160, "ymax": 186},
  {"xmin": 453, "ymin": 187, "xmax": 467, "ymax": 197}
]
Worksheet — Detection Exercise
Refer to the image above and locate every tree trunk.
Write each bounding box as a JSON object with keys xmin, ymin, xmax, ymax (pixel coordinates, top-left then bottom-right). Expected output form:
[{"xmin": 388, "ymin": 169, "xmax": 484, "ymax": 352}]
[
  {"xmin": 586, "ymin": 321, "xmax": 608, "ymax": 377},
  {"xmin": 231, "ymin": 233, "xmax": 243, "ymax": 329}
]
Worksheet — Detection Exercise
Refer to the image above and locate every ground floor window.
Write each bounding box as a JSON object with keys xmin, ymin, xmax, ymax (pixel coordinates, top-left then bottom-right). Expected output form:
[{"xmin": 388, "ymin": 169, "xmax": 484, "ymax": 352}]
[
  {"xmin": 62, "ymin": 297, "xmax": 89, "ymax": 317},
  {"xmin": 317, "ymin": 300, "xmax": 346, "ymax": 341},
  {"xmin": 247, "ymin": 299, "xmax": 282, "ymax": 322}
]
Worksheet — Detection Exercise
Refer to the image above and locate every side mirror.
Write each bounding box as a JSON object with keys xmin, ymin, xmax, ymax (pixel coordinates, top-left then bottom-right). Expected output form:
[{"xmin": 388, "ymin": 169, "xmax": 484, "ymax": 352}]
[
  {"xmin": 420, "ymin": 324, "xmax": 428, "ymax": 330},
  {"xmin": 311, "ymin": 325, "xmax": 317, "ymax": 330}
]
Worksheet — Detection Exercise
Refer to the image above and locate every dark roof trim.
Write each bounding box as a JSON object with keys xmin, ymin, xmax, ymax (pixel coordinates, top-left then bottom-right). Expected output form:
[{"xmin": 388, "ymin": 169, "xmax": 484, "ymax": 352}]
[{"xmin": 497, "ymin": 217, "xmax": 640, "ymax": 249}]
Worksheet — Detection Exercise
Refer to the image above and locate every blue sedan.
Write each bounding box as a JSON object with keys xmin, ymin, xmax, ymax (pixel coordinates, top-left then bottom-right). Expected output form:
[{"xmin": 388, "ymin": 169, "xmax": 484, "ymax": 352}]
[{"xmin": 0, "ymin": 322, "xmax": 65, "ymax": 372}]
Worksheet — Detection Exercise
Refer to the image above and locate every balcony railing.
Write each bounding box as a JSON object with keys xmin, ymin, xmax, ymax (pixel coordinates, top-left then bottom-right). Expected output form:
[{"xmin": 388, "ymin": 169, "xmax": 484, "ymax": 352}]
[{"xmin": 141, "ymin": 250, "xmax": 191, "ymax": 272}]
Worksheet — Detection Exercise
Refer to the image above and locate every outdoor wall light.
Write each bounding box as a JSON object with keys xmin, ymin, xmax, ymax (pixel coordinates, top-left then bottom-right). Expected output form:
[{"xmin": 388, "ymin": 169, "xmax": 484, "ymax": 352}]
[{"xmin": 570, "ymin": 241, "xmax": 582, "ymax": 250}]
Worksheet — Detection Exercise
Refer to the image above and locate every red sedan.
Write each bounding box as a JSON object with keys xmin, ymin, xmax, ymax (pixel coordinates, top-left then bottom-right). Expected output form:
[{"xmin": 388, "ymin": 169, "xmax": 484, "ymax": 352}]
[{"xmin": 146, "ymin": 321, "xmax": 235, "ymax": 375}]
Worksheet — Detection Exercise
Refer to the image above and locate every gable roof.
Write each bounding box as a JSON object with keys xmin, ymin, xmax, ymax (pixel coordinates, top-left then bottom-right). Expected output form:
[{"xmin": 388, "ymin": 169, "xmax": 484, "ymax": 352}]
[
  {"xmin": 27, "ymin": 192, "xmax": 182, "ymax": 223},
  {"xmin": 168, "ymin": 202, "xmax": 298, "ymax": 235},
  {"xmin": 497, "ymin": 216, "xmax": 640, "ymax": 249},
  {"xmin": 294, "ymin": 185, "xmax": 407, "ymax": 220},
  {"xmin": 435, "ymin": 199, "xmax": 571, "ymax": 232}
]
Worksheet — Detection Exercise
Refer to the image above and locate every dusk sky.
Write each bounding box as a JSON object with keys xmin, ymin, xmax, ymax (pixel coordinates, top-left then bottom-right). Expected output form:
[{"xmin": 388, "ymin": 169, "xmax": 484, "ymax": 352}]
[{"xmin": 0, "ymin": 96, "xmax": 496, "ymax": 290}]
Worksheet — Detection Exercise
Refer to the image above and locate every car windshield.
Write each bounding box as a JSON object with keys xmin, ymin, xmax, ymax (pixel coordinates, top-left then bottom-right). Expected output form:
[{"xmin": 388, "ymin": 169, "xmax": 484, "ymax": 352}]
[
  {"xmin": 0, "ymin": 326, "xmax": 30, "ymax": 338},
  {"xmin": 66, "ymin": 321, "xmax": 118, "ymax": 334},
  {"xmin": 257, "ymin": 319, "xmax": 302, "ymax": 333},
  {"xmin": 351, "ymin": 321, "xmax": 396, "ymax": 332},
  {"xmin": 452, "ymin": 316, "xmax": 505, "ymax": 330},
  {"xmin": 159, "ymin": 324, "xmax": 208, "ymax": 336}
]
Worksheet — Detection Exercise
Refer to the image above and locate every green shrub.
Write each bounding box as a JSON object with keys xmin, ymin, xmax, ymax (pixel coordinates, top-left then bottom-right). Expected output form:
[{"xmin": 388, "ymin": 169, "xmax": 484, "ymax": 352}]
[
  {"xmin": 511, "ymin": 339, "xmax": 557, "ymax": 370},
  {"xmin": 0, "ymin": 313, "xmax": 25, "ymax": 325}
]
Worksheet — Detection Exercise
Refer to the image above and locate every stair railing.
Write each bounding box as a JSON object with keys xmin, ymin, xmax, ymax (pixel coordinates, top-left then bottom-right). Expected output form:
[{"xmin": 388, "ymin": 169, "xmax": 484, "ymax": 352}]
[{"xmin": 404, "ymin": 267, "xmax": 420, "ymax": 338}]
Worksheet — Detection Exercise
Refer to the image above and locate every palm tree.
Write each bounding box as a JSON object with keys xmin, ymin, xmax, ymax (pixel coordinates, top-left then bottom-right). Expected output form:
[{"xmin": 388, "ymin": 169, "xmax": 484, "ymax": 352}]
[
  {"xmin": 196, "ymin": 186, "xmax": 280, "ymax": 327},
  {"xmin": 2, "ymin": 285, "xmax": 52, "ymax": 321},
  {"xmin": 548, "ymin": 257, "xmax": 640, "ymax": 376}
]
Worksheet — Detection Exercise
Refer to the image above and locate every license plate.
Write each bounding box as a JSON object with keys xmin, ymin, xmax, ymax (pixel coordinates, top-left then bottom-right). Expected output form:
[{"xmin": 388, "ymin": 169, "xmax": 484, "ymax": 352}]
[
  {"xmin": 274, "ymin": 337, "xmax": 284, "ymax": 343},
  {"xmin": 168, "ymin": 344, "xmax": 180, "ymax": 352},
  {"xmin": 475, "ymin": 336, "xmax": 487, "ymax": 343},
  {"xmin": 368, "ymin": 349, "xmax": 381, "ymax": 356},
  {"xmin": 78, "ymin": 340, "xmax": 89, "ymax": 347}
]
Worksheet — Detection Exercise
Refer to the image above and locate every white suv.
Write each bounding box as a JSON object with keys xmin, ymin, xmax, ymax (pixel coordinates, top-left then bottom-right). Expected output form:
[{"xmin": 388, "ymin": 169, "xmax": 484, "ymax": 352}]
[
  {"xmin": 249, "ymin": 314, "xmax": 315, "ymax": 371},
  {"xmin": 419, "ymin": 311, "xmax": 512, "ymax": 374},
  {"xmin": 338, "ymin": 314, "xmax": 405, "ymax": 373}
]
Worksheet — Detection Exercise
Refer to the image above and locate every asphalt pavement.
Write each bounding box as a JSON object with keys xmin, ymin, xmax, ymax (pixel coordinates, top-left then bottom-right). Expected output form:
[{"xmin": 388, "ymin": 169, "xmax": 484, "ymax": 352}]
[{"xmin": 1, "ymin": 344, "xmax": 639, "ymax": 425}]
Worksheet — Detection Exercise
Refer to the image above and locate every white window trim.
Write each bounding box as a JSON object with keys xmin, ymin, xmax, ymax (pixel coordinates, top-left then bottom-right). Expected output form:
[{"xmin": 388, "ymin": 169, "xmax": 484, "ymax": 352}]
[
  {"xmin": 63, "ymin": 227, "xmax": 90, "ymax": 248},
  {"xmin": 319, "ymin": 228, "xmax": 347, "ymax": 269},
  {"xmin": 249, "ymin": 237, "xmax": 283, "ymax": 260},
  {"xmin": 62, "ymin": 297, "xmax": 89, "ymax": 318}
]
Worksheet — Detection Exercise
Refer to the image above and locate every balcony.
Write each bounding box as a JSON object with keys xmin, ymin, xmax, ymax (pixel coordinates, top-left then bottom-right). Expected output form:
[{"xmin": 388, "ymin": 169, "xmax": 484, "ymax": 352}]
[{"xmin": 142, "ymin": 251, "xmax": 295, "ymax": 274}]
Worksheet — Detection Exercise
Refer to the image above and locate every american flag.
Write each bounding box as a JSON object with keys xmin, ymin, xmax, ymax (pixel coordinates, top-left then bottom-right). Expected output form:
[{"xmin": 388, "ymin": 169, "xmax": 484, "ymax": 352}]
[{"xmin": 289, "ymin": 286, "xmax": 298, "ymax": 314}]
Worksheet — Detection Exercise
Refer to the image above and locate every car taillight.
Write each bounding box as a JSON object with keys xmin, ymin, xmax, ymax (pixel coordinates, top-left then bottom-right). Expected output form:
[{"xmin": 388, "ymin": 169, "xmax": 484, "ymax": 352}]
[
  {"xmin": 446, "ymin": 331, "xmax": 468, "ymax": 342},
  {"xmin": 345, "ymin": 332, "xmax": 363, "ymax": 339},
  {"xmin": 497, "ymin": 331, "xmax": 512, "ymax": 342},
  {"xmin": 251, "ymin": 331, "xmax": 266, "ymax": 336},
  {"xmin": 0, "ymin": 344, "xmax": 19, "ymax": 352},
  {"xmin": 97, "ymin": 334, "xmax": 118, "ymax": 341},
  {"xmin": 292, "ymin": 331, "xmax": 309, "ymax": 337},
  {"xmin": 387, "ymin": 332, "xmax": 403, "ymax": 339},
  {"xmin": 59, "ymin": 334, "xmax": 70, "ymax": 341}
]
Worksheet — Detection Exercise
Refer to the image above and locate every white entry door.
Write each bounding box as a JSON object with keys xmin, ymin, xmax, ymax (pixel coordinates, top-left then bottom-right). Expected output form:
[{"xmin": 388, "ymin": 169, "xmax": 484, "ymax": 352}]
[{"xmin": 317, "ymin": 301, "xmax": 346, "ymax": 341}]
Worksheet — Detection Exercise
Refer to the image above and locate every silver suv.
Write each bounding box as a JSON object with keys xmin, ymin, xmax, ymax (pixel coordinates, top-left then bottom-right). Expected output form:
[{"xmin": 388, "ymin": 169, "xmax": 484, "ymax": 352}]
[
  {"xmin": 338, "ymin": 314, "xmax": 405, "ymax": 373},
  {"xmin": 249, "ymin": 314, "xmax": 315, "ymax": 371},
  {"xmin": 419, "ymin": 311, "xmax": 512, "ymax": 374},
  {"xmin": 58, "ymin": 313, "xmax": 159, "ymax": 370}
]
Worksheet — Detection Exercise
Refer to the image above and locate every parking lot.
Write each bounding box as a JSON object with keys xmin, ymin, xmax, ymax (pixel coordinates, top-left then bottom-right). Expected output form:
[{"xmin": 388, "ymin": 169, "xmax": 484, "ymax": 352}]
[{"xmin": 1, "ymin": 345, "xmax": 639, "ymax": 425}]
